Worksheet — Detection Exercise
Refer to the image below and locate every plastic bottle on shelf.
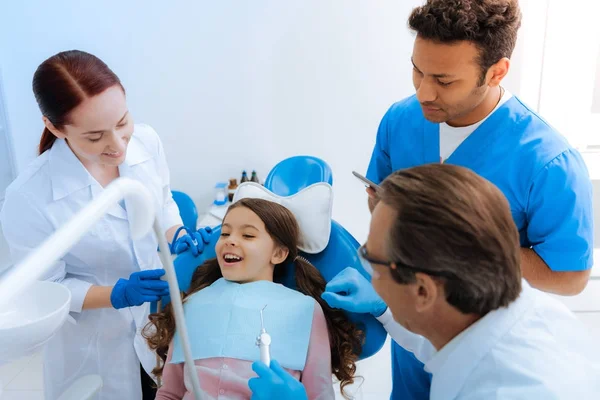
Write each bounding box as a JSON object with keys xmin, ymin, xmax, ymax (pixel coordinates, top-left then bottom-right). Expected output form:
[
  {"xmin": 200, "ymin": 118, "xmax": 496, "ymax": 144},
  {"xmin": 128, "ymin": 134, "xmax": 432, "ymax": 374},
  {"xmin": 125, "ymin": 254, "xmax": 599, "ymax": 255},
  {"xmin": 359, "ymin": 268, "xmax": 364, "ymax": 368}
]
[
  {"xmin": 227, "ymin": 178, "xmax": 238, "ymax": 202},
  {"xmin": 250, "ymin": 170, "xmax": 260, "ymax": 184},
  {"xmin": 213, "ymin": 182, "xmax": 228, "ymax": 206}
]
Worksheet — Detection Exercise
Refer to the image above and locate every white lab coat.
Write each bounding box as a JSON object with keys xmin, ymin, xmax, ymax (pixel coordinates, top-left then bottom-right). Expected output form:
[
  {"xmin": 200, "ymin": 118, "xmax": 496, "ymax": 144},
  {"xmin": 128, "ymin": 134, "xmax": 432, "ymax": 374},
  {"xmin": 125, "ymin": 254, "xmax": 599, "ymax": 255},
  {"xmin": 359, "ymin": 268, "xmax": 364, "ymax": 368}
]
[
  {"xmin": 0, "ymin": 124, "xmax": 183, "ymax": 400},
  {"xmin": 376, "ymin": 280, "xmax": 600, "ymax": 399}
]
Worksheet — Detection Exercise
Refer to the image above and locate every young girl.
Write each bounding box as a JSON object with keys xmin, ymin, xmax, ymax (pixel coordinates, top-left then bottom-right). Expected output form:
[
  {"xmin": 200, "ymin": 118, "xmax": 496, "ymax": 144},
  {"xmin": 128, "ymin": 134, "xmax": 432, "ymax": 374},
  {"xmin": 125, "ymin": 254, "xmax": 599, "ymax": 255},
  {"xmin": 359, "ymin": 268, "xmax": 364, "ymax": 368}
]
[{"xmin": 144, "ymin": 198, "xmax": 363, "ymax": 399}]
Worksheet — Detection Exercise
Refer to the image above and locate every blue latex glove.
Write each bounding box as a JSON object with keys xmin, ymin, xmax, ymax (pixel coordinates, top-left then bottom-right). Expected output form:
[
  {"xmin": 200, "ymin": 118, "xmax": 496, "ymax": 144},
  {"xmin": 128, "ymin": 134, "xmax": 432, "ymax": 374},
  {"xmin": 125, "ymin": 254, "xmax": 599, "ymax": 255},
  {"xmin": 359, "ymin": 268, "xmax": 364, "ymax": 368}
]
[
  {"xmin": 321, "ymin": 267, "xmax": 388, "ymax": 317},
  {"xmin": 249, "ymin": 360, "xmax": 308, "ymax": 400},
  {"xmin": 110, "ymin": 269, "xmax": 170, "ymax": 309},
  {"xmin": 172, "ymin": 226, "xmax": 212, "ymax": 256}
]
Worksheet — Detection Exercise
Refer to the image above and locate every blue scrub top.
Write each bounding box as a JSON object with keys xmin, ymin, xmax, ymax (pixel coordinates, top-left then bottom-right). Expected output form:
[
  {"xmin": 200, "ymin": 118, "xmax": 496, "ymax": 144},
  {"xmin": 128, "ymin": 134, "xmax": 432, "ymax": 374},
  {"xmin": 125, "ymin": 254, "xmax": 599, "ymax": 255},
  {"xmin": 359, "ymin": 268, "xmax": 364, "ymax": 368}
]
[{"xmin": 366, "ymin": 94, "xmax": 594, "ymax": 399}]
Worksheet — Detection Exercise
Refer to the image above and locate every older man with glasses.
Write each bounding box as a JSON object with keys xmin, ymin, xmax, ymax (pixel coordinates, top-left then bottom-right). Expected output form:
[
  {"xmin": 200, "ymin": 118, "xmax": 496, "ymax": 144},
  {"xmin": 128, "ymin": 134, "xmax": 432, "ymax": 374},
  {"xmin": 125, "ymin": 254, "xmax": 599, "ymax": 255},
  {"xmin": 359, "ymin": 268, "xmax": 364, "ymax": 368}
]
[
  {"xmin": 321, "ymin": 164, "xmax": 599, "ymax": 399},
  {"xmin": 249, "ymin": 164, "xmax": 599, "ymax": 399}
]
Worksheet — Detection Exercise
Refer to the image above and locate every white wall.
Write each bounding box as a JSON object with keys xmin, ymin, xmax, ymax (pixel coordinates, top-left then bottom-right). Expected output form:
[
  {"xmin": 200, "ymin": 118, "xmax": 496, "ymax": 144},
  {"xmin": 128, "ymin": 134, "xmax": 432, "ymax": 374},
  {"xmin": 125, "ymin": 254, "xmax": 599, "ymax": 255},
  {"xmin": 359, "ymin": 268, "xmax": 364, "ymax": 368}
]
[
  {"xmin": 537, "ymin": 0, "xmax": 600, "ymax": 148},
  {"xmin": 503, "ymin": 0, "xmax": 549, "ymax": 111},
  {"xmin": 0, "ymin": 0, "xmax": 430, "ymax": 242},
  {"xmin": 594, "ymin": 48, "xmax": 600, "ymax": 114},
  {"xmin": 0, "ymin": 0, "xmax": 540, "ymax": 243}
]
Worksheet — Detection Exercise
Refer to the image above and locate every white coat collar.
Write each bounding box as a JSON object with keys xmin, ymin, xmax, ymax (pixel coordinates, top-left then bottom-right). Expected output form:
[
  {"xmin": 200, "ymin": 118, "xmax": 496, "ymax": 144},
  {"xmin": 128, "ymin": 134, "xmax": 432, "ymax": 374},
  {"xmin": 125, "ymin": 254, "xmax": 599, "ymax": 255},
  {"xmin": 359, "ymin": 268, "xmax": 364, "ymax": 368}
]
[
  {"xmin": 48, "ymin": 131, "xmax": 153, "ymax": 201},
  {"xmin": 426, "ymin": 280, "xmax": 535, "ymax": 399},
  {"xmin": 122, "ymin": 129, "xmax": 153, "ymax": 167},
  {"xmin": 48, "ymin": 138, "xmax": 94, "ymax": 201}
]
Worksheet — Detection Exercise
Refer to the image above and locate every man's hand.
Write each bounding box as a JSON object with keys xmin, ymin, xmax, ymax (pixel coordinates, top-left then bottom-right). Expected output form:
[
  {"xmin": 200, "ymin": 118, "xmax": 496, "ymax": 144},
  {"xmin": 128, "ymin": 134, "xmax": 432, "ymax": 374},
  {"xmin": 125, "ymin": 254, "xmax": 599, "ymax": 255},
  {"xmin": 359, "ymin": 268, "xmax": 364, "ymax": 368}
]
[{"xmin": 321, "ymin": 267, "xmax": 388, "ymax": 317}]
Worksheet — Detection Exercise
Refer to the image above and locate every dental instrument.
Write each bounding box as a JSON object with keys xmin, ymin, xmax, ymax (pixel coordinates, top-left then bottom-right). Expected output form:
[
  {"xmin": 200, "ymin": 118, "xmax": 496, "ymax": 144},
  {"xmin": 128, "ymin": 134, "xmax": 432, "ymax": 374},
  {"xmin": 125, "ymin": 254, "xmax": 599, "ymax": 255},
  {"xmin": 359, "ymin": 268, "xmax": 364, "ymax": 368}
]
[{"xmin": 256, "ymin": 304, "xmax": 272, "ymax": 367}]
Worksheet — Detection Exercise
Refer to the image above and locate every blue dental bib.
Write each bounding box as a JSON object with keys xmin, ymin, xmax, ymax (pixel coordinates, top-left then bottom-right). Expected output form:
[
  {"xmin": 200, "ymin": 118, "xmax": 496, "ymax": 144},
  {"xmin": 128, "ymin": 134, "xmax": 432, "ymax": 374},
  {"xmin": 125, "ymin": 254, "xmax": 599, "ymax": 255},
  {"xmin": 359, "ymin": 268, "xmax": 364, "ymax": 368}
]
[{"xmin": 171, "ymin": 278, "xmax": 316, "ymax": 371}]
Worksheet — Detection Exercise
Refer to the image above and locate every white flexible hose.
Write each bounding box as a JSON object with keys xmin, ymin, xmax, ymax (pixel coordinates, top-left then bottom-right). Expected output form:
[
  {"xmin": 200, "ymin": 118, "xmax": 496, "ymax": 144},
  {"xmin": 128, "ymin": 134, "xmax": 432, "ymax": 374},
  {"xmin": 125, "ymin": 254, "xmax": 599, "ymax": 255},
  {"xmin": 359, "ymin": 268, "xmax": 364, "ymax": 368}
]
[{"xmin": 154, "ymin": 219, "xmax": 203, "ymax": 400}]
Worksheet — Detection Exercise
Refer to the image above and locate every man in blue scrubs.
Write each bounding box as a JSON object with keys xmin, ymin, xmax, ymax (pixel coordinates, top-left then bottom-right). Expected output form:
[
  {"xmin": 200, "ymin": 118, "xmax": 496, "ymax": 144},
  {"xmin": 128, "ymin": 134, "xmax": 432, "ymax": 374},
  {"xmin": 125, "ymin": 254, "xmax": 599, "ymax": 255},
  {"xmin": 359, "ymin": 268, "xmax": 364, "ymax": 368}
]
[{"xmin": 322, "ymin": 0, "xmax": 595, "ymax": 399}]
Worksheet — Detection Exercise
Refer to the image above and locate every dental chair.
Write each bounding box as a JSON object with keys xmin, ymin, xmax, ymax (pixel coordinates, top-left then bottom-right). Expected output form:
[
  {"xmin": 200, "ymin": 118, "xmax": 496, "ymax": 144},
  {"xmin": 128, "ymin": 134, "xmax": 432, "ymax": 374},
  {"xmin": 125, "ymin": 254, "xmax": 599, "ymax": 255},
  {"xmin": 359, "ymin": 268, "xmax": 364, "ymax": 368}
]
[
  {"xmin": 171, "ymin": 190, "xmax": 198, "ymax": 231},
  {"xmin": 156, "ymin": 156, "xmax": 387, "ymax": 360}
]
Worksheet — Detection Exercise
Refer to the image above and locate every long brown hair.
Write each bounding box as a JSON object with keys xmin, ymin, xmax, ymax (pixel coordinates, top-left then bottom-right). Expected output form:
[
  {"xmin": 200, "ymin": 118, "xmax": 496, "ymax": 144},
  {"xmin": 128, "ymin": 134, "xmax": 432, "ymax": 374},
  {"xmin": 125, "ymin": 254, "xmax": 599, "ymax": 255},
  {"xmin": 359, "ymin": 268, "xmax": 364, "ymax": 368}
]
[
  {"xmin": 32, "ymin": 50, "xmax": 124, "ymax": 155},
  {"xmin": 144, "ymin": 198, "xmax": 363, "ymax": 396}
]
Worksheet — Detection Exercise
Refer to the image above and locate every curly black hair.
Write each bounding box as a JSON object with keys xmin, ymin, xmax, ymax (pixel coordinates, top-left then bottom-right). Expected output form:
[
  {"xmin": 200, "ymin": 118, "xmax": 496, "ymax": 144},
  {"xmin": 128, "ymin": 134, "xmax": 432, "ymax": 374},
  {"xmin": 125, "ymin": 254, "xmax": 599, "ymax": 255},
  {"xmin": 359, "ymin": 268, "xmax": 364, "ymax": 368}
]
[{"xmin": 409, "ymin": 0, "xmax": 522, "ymax": 83}]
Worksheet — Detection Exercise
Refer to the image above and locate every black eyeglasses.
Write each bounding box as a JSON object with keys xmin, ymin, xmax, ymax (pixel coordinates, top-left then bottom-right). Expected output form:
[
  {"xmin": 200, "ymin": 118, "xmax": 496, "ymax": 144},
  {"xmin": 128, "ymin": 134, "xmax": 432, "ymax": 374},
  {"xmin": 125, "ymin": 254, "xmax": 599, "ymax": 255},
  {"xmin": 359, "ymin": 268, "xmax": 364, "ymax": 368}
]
[{"xmin": 358, "ymin": 244, "xmax": 455, "ymax": 279}]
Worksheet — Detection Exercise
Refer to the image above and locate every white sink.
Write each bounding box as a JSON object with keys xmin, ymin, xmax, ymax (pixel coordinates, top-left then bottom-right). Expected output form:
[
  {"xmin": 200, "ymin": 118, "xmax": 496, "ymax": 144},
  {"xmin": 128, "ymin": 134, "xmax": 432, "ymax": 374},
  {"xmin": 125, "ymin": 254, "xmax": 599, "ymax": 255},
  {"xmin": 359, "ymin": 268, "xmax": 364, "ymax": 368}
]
[{"xmin": 0, "ymin": 280, "xmax": 70, "ymax": 361}]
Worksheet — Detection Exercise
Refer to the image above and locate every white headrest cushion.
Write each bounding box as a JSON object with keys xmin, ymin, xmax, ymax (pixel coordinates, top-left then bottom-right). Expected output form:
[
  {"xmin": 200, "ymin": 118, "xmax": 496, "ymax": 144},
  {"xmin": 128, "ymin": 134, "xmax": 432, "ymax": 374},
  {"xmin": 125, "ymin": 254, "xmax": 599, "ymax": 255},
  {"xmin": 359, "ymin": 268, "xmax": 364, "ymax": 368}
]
[{"xmin": 232, "ymin": 182, "xmax": 333, "ymax": 254}]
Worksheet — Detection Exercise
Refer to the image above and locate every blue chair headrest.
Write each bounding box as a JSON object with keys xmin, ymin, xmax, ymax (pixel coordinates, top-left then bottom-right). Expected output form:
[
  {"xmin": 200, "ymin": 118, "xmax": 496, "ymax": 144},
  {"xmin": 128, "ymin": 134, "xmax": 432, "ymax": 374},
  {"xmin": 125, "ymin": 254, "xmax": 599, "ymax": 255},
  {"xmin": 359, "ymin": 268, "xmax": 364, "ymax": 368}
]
[{"xmin": 264, "ymin": 156, "xmax": 333, "ymax": 197}]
